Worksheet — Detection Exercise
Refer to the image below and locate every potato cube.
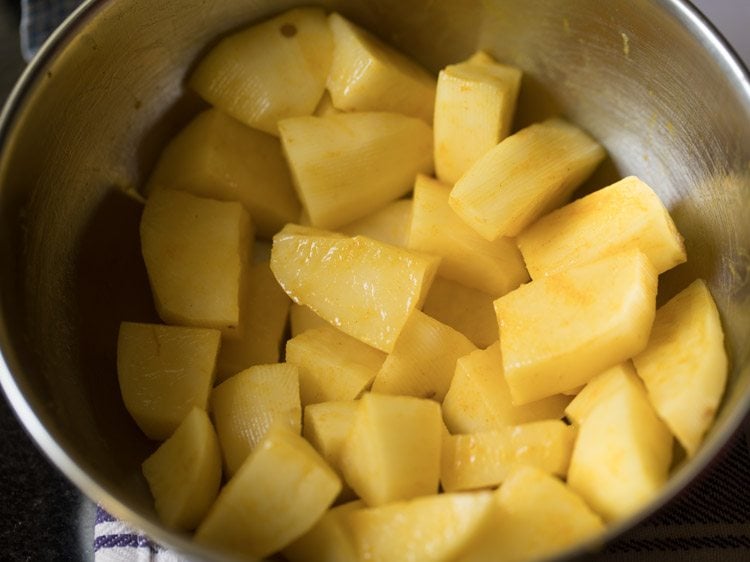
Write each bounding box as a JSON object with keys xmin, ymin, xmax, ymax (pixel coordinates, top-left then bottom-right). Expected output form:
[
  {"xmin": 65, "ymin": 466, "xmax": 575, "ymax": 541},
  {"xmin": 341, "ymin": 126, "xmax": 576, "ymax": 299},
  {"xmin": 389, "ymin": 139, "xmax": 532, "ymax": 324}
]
[
  {"xmin": 327, "ymin": 12, "xmax": 436, "ymax": 123},
  {"xmin": 409, "ymin": 174, "xmax": 528, "ymax": 296},
  {"xmin": 495, "ymin": 251, "xmax": 657, "ymax": 404},
  {"xmin": 441, "ymin": 420, "xmax": 577, "ymax": 492},
  {"xmin": 278, "ymin": 112, "xmax": 433, "ymax": 229},
  {"xmin": 449, "ymin": 118, "xmax": 605, "ymax": 240},
  {"xmin": 195, "ymin": 425, "xmax": 341, "ymax": 558},
  {"xmin": 141, "ymin": 408, "xmax": 222, "ymax": 530},
  {"xmin": 518, "ymin": 176, "xmax": 687, "ymax": 278},
  {"xmin": 567, "ymin": 367, "xmax": 673, "ymax": 522},
  {"xmin": 215, "ymin": 262, "xmax": 292, "ymax": 383},
  {"xmin": 290, "ymin": 303, "xmax": 329, "ymax": 337},
  {"xmin": 189, "ymin": 8, "xmax": 333, "ymax": 135},
  {"xmin": 117, "ymin": 322, "xmax": 220, "ymax": 440},
  {"xmin": 349, "ymin": 491, "xmax": 495, "ymax": 562},
  {"xmin": 434, "ymin": 59, "xmax": 522, "ymax": 184},
  {"xmin": 314, "ymin": 90, "xmax": 342, "ymax": 117},
  {"xmin": 140, "ymin": 189, "xmax": 253, "ymax": 333},
  {"xmin": 565, "ymin": 362, "xmax": 636, "ymax": 425},
  {"xmin": 284, "ymin": 500, "xmax": 363, "ymax": 562},
  {"xmin": 271, "ymin": 225, "xmax": 440, "ymax": 352},
  {"xmin": 211, "ymin": 363, "xmax": 301, "ymax": 477},
  {"xmin": 341, "ymin": 393, "xmax": 442, "ymax": 505},
  {"xmin": 442, "ymin": 343, "xmax": 571, "ymax": 434},
  {"xmin": 371, "ymin": 310, "xmax": 477, "ymax": 401},
  {"xmin": 340, "ymin": 198, "xmax": 413, "ymax": 248},
  {"xmin": 144, "ymin": 108, "xmax": 299, "ymax": 239},
  {"xmin": 633, "ymin": 279, "xmax": 728, "ymax": 457}
]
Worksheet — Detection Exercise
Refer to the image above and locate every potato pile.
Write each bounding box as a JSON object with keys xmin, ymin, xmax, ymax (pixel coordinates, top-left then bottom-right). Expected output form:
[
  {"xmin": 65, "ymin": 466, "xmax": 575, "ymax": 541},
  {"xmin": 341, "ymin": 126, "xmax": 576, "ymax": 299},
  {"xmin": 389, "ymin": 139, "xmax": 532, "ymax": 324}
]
[{"xmin": 115, "ymin": 7, "xmax": 729, "ymax": 562}]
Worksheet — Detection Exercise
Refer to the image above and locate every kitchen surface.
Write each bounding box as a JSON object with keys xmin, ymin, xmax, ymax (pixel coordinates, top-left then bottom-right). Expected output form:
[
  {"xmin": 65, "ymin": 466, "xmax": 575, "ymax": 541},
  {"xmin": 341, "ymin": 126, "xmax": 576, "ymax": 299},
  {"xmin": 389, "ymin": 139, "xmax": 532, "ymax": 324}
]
[{"xmin": 0, "ymin": 0, "xmax": 749, "ymax": 560}]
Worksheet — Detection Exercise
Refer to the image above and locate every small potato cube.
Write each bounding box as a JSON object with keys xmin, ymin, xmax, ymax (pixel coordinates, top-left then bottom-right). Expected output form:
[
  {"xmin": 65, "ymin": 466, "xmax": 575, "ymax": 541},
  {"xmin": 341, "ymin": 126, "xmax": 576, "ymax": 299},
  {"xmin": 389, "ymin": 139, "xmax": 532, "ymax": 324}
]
[
  {"xmin": 349, "ymin": 491, "xmax": 495, "ymax": 562},
  {"xmin": 144, "ymin": 108, "xmax": 299, "ymax": 239},
  {"xmin": 449, "ymin": 118, "xmax": 605, "ymax": 240},
  {"xmin": 443, "ymin": 343, "xmax": 571, "ymax": 434},
  {"xmin": 441, "ymin": 420, "xmax": 577, "ymax": 492},
  {"xmin": 290, "ymin": 303, "xmax": 329, "ymax": 337},
  {"xmin": 284, "ymin": 500, "xmax": 363, "ymax": 562},
  {"xmin": 215, "ymin": 262, "xmax": 292, "ymax": 383},
  {"xmin": 567, "ymin": 367, "xmax": 673, "ymax": 522},
  {"xmin": 141, "ymin": 408, "xmax": 222, "ymax": 530},
  {"xmin": 278, "ymin": 112, "xmax": 433, "ymax": 230},
  {"xmin": 371, "ymin": 310, "xmax": 477, "ymax": 402},
  {"xmin": 409, "ymin": 174, "xmax": 528, "ymax": 297},
  {"xmin": 195, "ymin": 425, "xmax": 341, "ymax": 559},
  {"xmin": 421, "ymin": 276, "xmax": 499, "ymax": 349},
  {"xmin": 340, "ymin": 199, "xmax": 413, "ymax": 248},
  {"xmin": 314, "ymin": 91, "xmax": 343, "ymax": 117},
  {"xmin": 189, "ymin": 8, "xmax": 333, "ymax": 135},
  {"xmin": 327, "ymin": 12, "xmax": 436, "ymax": 123},
  {"xmin": 286, "ymin": 325, "xmax": 386, "ymax": 405},
  {"xmin": 434, "ymin": 59, "xmax": 522, "ymax": 184},
  {"xmin": 211, "ymin": 363, "xmax": 301, "ymax": 477},
  {"xmin": 271, "ymin": 225, "xmax": 440, "ymax": 352},
  {"xmin": 341, "ymin": 393, "xmax": 442, "ymax": 505},
  {"xmin": 495, "ymin": 250, "xmax": 657, "ymax": 404},
  {"xmin": 518, "ymin": 175, "xmax": 687, "ymax": 278},
  {"xmin": 565, "ymin": 362, "xmax": 636, "ymax": 425},
  {"xmin": 633, "ymin": 279, "xmax": 728, "ymax": 457},
  {"xmin": 117, "ymin": 322, "xmax": 220, "ymax": 440},
  {"xmin": 140, "ymin": 189, "xmax": 253, "ymax": 333}
]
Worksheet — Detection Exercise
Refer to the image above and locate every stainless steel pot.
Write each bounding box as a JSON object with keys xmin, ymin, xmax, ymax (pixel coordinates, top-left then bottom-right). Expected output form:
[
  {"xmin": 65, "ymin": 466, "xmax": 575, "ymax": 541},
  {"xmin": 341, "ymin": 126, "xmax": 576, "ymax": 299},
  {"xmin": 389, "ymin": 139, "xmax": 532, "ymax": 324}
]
[{"xmin": 0, "ymin": 0, "xmax": 748, "ymax": 559}]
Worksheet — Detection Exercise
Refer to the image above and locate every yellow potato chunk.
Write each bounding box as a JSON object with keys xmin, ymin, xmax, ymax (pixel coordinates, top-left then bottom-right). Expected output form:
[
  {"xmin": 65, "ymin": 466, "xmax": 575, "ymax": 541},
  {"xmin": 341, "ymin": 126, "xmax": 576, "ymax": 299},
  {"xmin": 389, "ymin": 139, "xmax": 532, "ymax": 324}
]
[
  {"xmin": 271, "ymin": 225, "xmax": 440, "ymax": 352},
  {"xmin": 286, "ymin": 325, "xmax": 386, "ymax": 405},
  {"xmin": 371, "ymin": 310, "xmax": 477, "ymax": 402},
  {"xmin": 441, "ymin": 420, "xmax": 577, "ymax": 492},
  {"xmin": 144, "ymin": 108, "xmax": 299, "ymax": 239},
  {"xmin": 278, "ymin": 112, "xmax": 433, "ymax": 230},
  {"xmin": 443, "ymin": 343, "xmax": 571, "ymax": 434},
  {"xmin": 567, "ymin": 367, "xmax": 673, "ymax": 522},
  {"xmin": 409, "ymin": 174, "xmax": 529, "ymax": 297},
  {"xmin": 210, "ymin": 363, "xmax": 301, "ymax": 478},
  {"xmin": 565, "ymin": 362, "xmax": 636, "ymax": 425},
  {"xmin": 195, "ymin": 425, "xmax": 341, "ymax": 559},
  {"xmin": 434, "ymin": 58, "xmax": 522, "ymax": 184},
  {"xmin": 495, "ymin": 250, "xmax": 657, "ymax": 404},
  {"xmin": 340, "ymin": 198, "xmax": 413, "ymax": 248},
  {"xmin": 350, "ymin": 491, "xmax": 495, "ymax": 562},
  {"xmin": 518, "ymin": 175, "xmax": 687, "ymax": 278},
  {"xmin": 189, "ymin": 8, "xmax": 333, "ymax": 135},
  {"xmin": 290, "ymin": 303, "xmax": 329, "ymax": 337},
  {"xmin": 215, "ymin": 262, "xmax": 292, "ymax": 383},
  {"xmin": 327, "ymin": 12, "xmax": 436, "ymax": 123},
  {"xmin": 458, "ymin": 466, "xmax": 605, "ymax": 562},
  {"xmin": 341, "ymin": 393, "xmax": 442, "ymax": 505},
  {"xmin": 117, "ymin": 322, "xmax": 220, "ymax": 440},
  {"xmin": 140, "ymin": 189, "xmax": 253, "ymax": 333},
  {"xmin": 284, "ymin": 500, "xmax": 363, "ymax": 562},
  {"xmin": 314, "ymin": 90, "xmax": 343, "ymax": 117},
  {"xmin": 449, "ymin": 118, "xmax": 605, "ymax": 240},
  {"xmin": 421, "ymin": 276, "xmax": 499, "ymax": 349},
  {"xmin": 141, "ymin": 408, "xmax": 222, "ymax": 530},
  {"xmin": 633, "ymin": 279, "xmax": 728, "ymax": 457}
]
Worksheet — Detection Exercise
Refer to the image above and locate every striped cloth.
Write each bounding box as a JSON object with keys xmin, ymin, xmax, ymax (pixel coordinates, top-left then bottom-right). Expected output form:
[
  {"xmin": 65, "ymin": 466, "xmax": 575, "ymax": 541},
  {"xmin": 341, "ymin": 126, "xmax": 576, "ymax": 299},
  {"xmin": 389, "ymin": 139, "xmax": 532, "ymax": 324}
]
[
  {"xmin": 20, "ymin": 0, "xmax": 83, "ymax": 60},
  {"xmin": 94, "ymin": 507, "xmax": 186, "ymax": 562}
]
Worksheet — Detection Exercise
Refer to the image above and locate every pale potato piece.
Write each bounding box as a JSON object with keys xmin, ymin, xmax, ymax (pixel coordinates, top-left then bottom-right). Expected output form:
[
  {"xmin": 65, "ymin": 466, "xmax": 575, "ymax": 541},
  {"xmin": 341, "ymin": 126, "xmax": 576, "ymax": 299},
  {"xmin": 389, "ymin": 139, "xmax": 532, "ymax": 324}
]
[
  {"xmin": 409, "ymin": 174, "xmax": 528, "ymax": 297},
  {"xmin": 211, "ymin": 363, "xmax": 301, "ymax": 477},
  {"xmin": 518, "ymin": 175, "xmax": 686, "ymax": 278},
  {"xmin": 117, "ymin": 322, "xmax": 220, "ymax": 440},
  {"xmin": 290, "ymin": 303, "xmax": 330, "ymax": 337},
  {"xmin": 495, "ymin": 250, "xmax": 657, "ymax": 404},
  {"xmin": 195, "ymin": 425, "xmax": 341, "ymax": 559},
  {"xmin": 271, "ymin": 225, "xmax": 440, "ymax": 353},
  {"xmin": 371, "ymin": 310, "xmax": 477, "ymax": 402},
  {"xmin": 633, "ymin": 279, "xmax": 728, "ymax": 457},
  {"xmin": 341, "ymin": 393, "xmax": 442, "ymax": 505},
  {"xmin": 327, "ymin": 12, "xmax": 436, "ymax": 123},
  {"xmin": 142, "ymin": 408, "xmax": 222, "ymax": 530},
  {"xmin": 278, "ymin": 112, "xmax": 433, "ymax": 230},
  {"xmin": 144, "ymin": 108, "xmax": 299, "ymax": 239},
  {"xmin": 314, "ymin": 90, "xmax": 343, "ymax": 117},
  {"xmin": 140, "ymin": 189, "xmax": 253, "ymax": 333},
  {"xmin": 349, "ymin": 491, "xmax": 495, "ymax": 562},
  {"xmin": 189, "ymin": 7, "xmax": 333, "ymax": 135},
  {"xmin": 340, "ymin": 198, "xmax": 413, "ymax": 248},
  {"xmin": 443, "ymin": 343, "xmax": 571, "ymax": 434},
  {"xmin": 449, "ymin": 118, "xmax": 605, "ymax": 240},
  {"xmin": 565, "ymin": 362, "xmax": 636, "ymax": 425},
  {"xmin": 284, "ymin": 500, "xmax": 363, "ymax": 562},
  {"xmin": 441, "ymin": 420, "xmax": 577, "ymax": 492}
]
